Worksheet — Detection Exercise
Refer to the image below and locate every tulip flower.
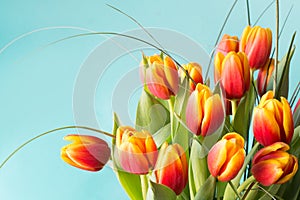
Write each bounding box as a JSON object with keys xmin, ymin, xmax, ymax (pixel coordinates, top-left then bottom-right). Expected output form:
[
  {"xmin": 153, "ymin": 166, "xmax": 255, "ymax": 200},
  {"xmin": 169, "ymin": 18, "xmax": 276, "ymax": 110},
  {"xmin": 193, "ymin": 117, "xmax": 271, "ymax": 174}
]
[
  {"xmin": 257, "ymin": 59, "xmax": 276, "ymax": 96},
  {"xmin": 216, "ymin": 34, "xmax": 239, "ymax": 55},
  {"xmin": 179, "ymin": 62, "xmax": 203, "ymax": 91},
  {"xmin": 154, "ymin": 143, "xmax": 188, "ymax": 195},
  {"xmin": 207, "ymin": 132, "xmax": 245, "ymax": 182},
  {"xmin": 253, "ymin": 91, "xmax": 294, "ymax": 146},
  {"xmin": 214, "ymin": 51, "xmax": 250, "ymax": 100},
  {"xmin": 251, "ymin": 142, "xmax": 298, "ymax": 186},
  {"xmin": 140, "ymin": 54, "xmax": 179, "ymax": 100},
  {"xmin": 115, "ymin": 126, "xmax": 158, "ymax": 174},
  {"xmin": 61, "ymin": 135, "xmax": 111, "ymax": 172},
  {"xmin": 186, "ymin": 83, "xmax": 224, "ymax": 136},
  {"xmin": 240, "ymin": 25, "xmax": 272, "ymax": 70}
]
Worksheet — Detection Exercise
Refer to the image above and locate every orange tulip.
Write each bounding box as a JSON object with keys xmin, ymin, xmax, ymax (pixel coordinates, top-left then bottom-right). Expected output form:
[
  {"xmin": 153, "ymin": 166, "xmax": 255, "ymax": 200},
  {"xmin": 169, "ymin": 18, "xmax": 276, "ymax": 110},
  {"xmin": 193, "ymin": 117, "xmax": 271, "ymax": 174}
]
[
  {"xmin": 257, "ymin": 59, "xmax": 276, "ymax": 96},
  {"xmin": 154, "ymin": 143, "xmax": 188, "ymax": 195},
  {"xmin": 253, "ymin": 91, "xmax": 294, "ymax": 146},
  {"xmin": 61, "ymin": 135, "xmax": 111, "ymax": 172},
  {"xmin": 216, "ymin": 34, "xmax": 239, "ymax": 55},
  {"xmin": 115, "ymin": 126, "xmax": 158, "ymax": 174},
  {"xmin": 251, "ymin": 142, "xmax": 298, "ymax": 186},
  {"xmin": 179, "ymin": 62, "xmax": 203, "ymax": 91},
  {"xmin": 186, "ymin": 83, "xmax": 224, "ymax": 136},
  {"xmin": 140, "ymin": 54, "xmax": 179, "ymax": 100},
  {"xmin": 240, "ymin": 26, "xmax": 272, "ymax": 70},
  {"xmin": 207, "ymin": 132, "xmax": 245, "ymax": 182},
  {"xmin": 214, "ymin": 51, "xmax": 250, "ymax": 100}
]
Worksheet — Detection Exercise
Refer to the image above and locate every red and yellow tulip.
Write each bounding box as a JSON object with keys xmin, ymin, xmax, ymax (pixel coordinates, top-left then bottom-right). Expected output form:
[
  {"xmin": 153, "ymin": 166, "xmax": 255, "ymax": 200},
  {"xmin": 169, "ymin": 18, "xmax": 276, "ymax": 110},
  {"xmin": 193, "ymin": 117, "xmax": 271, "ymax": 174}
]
[
  {"xmin": 61, "ymin": 135, "xmax": 111, "ymax": 172},
  {"xmin": 186, "ymin": 83, "xmax": 224, "ymax": 136},
  {"xmin": 154, "ymin": 143, "xmax": 188, "ymax": 195},
  {"xmin": 140, "ymin": 54, "xmax": 179, "ymax": 100},
  {"xmin": 240, "ymin": 25, "xmax": 272, "ymax": 70},
  {"xmin": 214, "ymin": 51, "xmax": 250, "ymax": 100},
  {"xmin": 207, "ymin": 132, "xmax": 245, "ymax": 182},
  {"xmin": 253, "ymin": 91, "xmax": 294, "ymax": 146},
  {"xmin": 115, "ymin": 126, "xmax": 158, "ymax": 174},
  {"xmin": 216, "ymin": 34, "xmax": 239, "ymax": 55},
  {"xmin": 180, "ymin": 62, "xmax": 203, "ymax": 91},
  {"xmin": 251, "ymin": 142, "xmax": 298, "ymax": 186},
  {"xmin": 257, "ymin": 58, "xmax": 276, "ymax": 96}
]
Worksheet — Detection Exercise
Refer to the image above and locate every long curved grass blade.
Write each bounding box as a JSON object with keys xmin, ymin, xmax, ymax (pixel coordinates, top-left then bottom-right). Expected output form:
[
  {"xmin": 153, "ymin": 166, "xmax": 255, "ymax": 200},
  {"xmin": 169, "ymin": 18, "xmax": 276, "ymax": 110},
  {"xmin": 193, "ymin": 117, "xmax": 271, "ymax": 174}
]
[
  {"xmin": 204, "ymin": 0, "xmax": 239, "ymax": 83},
  {"xmin": 290, "ymin": 82, "xmax": 300, "ymax": 106},
  {"xmin": 106, "ymin": 4, "xmax": 165, "ymax": 50},
  {"xmin": 246, "ymin": 0, "xmax": 251, "ymax": 25},
  {"xmin": 47, "ymin": 31, "xmax": 197, "ymax": 85},
  {"xmin": 253, "ymin": 1, "xmax": 275, "ymax": 26},
  {"xmin": 0, "ymin": 26, "xmax": 95, "ymax": 56}
]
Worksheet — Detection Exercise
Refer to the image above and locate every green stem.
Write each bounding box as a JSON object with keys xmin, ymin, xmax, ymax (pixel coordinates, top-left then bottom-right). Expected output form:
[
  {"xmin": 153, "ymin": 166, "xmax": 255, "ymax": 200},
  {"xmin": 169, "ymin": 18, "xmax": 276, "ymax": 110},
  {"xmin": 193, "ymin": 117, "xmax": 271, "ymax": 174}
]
[
  {"xmin": 168, "ymin": 97, "xmax": 175, "ymax": 142},
  {"xmin": 0, "ymin": 125, "xmax": 114, "ymax": 169},
  {"xmin": 141, "ymin": 174, "xmax": 149, "ymax": 200},
  {"xmin": 238, "ymin": 176, "xmax": 256, "ymax": 193},
  {"xmin": 231, "ymin": 100, "xmax": 238, "ymax": 121},
  {"xmin": 273, "ymin": 0, "xmax": 279, "ymax": 95},
  {"xmin": 246, "ymin": 0, "xmax": 251, "ymax": 26},
  {"xmin": 229, "ymin": 181, "xmax": 242, "ymax": 200}
]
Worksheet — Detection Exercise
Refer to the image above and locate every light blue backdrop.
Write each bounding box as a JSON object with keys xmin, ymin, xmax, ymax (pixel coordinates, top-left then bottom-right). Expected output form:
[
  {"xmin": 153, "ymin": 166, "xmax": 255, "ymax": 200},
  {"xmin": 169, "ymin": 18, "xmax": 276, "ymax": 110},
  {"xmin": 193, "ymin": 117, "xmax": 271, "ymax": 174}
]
[{"xmin": 0, "ymin": 0, "xmax": 299, "ymax": 199}]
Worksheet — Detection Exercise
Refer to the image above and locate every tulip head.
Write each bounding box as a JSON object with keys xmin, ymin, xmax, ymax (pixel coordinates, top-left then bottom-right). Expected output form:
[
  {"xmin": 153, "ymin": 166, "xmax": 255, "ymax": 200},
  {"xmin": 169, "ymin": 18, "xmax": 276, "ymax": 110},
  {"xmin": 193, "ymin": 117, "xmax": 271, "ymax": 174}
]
[
  {"xmin": 115, "ymin": 126, "xmax": 158, "ymax": 174},
  {"xmin": 61, "ymin": 135, "xmax": 111, "ymax": 172},
  {"xmin": 240, "ymin": 26, "xmax": 272, "ymax": 70},
  {"xmin": 186, "ymin": 83, "xmax": 225, "ymax": 136},
  {"xmin": 154, "ymin": 143, "xmax": 188, "ymax": 195},
  {"xmin": 253, "ymin": 91, "xmax": 294, "ymax": 146},
  {"xmin": 252, "ymin": 142, "xmax": 298, "ymax": 186},
  {"xmin": 140, "ymin": 54, "xmax": 179, "ymax": 100},
  {"xmin": 214, "ymin": 51, "xmax": 250, "ymax": 100},
  {"xmin": 208, "ymin": 132, "xmax": 245, "ymax": 182},
  {"xmin": 216, "ymin": 34, "xmax": 239, "ymax": 55},
  {"xmin": 179, "ymin": 62, "xmax": 203, "ymax": 91},
  {"xmin": 257, "ymin": 59, "xmax": 275, "ymax": 96}
]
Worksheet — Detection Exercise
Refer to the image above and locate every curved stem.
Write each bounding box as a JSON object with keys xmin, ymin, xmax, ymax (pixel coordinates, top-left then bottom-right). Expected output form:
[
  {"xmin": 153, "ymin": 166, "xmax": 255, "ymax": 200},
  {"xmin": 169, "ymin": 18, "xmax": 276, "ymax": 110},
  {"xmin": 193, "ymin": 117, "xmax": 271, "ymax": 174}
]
[
  {"xmin": 229, "ymin": 180, "xmax": 242, "ymax": 200},
  {"xmin": 273, "ymin": 0, "xmax": 279, "ymax": 94},
  {"xmin": 246, "ymin": 0, "xmax": 251, "ymax": 26},
  {"xmin": 0, "ymin": 126, "xmax": 114, "ymax": 169},
  {"xmin": 141, "ymin": 174, "xmax": 149, "ymax": 200},
  {"xmin": 168, "ymin": 97, "xmax": 175, "ymax": 142}
]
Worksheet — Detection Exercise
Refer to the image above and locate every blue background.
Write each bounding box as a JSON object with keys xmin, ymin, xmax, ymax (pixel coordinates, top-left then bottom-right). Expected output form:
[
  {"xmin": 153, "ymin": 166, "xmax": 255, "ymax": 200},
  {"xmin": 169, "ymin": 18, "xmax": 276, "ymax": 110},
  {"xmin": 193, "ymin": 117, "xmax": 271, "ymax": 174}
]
[{"xmin": 0, "ymin": 0, "xmax": 299, "ymax": 199}]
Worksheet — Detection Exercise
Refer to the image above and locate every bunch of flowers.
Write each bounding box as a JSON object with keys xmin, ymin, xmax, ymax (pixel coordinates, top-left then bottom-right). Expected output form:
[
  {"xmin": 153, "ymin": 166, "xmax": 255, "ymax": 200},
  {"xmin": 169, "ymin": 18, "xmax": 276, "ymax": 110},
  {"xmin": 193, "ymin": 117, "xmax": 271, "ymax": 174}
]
[{"xmin": 1, "ymin": 1, "xmax": 299, "ymax": 200}]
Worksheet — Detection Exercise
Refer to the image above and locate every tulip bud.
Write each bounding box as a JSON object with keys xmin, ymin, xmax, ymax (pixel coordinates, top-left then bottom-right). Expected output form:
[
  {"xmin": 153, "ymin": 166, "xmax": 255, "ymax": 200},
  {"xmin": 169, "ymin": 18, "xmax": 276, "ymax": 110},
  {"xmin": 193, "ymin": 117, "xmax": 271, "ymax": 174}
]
[
  {"xmin": 240, "ymin": 26, "xmax": 272, "ymax": 70},
  {"xmin": 115, "ymin": 126, "xmax": 158, "ymax": 174},
  {"xmin": 154, "ymin": 143, "xmax": 188, "ymax": 195},
  {"xmin": 253, "ymin": 91, "xmax": 294, "ymax": 146},
  {"xmin": 214, "ymin": 51, "xmax": 250, "ymax": 100},
  {"xmin": 251, "ymin": 142, "xmax": 298, "ymax": 186},
  {"xmin": 186, "ymin": 83, "xmax": 225, "ymax": 136},
  {"xmin": 207, "ymin": 132, "xmax": 245, "ymax": 182},
  {"xmin": 61, "ymin": 135, "xmax": 111, "ymax": 172},
  {"xmin": 140, "ymin": 54, "xmax": 179, "ymax": 100},
  {"xmin": 216, "ymin": 34, "xmax": 239, "ymax": 55},
  {"xmin": 257, "ymin": 59, "xmax": 276, "ymax": 96},
  {"xmin": 179, "ymin": 62, "xmax": 203, "ymax": 91}
]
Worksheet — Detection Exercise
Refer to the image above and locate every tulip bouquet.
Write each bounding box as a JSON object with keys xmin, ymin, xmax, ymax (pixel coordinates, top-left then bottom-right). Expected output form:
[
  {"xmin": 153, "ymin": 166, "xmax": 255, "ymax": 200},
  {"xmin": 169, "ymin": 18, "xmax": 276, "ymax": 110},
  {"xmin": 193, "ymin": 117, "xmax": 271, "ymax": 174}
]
[{"xmin": 1, "ymin": 1, "xmax": 300, "ymax": 200}]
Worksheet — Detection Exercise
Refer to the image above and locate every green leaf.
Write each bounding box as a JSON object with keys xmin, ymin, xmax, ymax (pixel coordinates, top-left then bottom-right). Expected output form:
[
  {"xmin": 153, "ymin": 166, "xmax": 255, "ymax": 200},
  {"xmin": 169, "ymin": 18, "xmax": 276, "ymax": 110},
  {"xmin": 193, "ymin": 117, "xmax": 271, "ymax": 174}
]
[
  {"xmin": 147, "ymin": 180, "xmax": 177, "ymax": 200},
  {"xmin": 112, "ymin": 113, "xmax": 143, "ymax": 200},
  {"xmin": 135, "ymin": 89, "xmax": 170, "ymax": 134},
  {"xmin": 194, "ymin": 175, "xmax": 216, "ymax": 200},
  {"xmin": 266, "ymin": 33, "xmax": 296, "ymax": 99},
  {"xmin": 152, "ymin": 123, "xmax": 171, "ymax": 148},
  {"xmin": 293, "ymin": 105, "xmax": 300, "ymax": 128},
  {"xmin": 189, "ymin": 140, "xmax": 208, "ymax": 197},
  {"xmin": 233, "ymin": 82, "xmax": 256, "ymax": 139}
]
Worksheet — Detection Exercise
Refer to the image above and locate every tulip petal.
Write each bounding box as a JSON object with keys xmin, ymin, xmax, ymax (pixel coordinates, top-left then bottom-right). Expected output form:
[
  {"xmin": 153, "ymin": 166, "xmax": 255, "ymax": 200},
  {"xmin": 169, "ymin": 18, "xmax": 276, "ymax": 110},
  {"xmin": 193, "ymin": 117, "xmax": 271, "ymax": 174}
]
[
  {"xmin": 276, "ymin": 155, "xmax": 298, "ymax": 184},
  {"xmin": 218, "ymin": 148, "xmax": 245, "ymax": 182},
  {"xmin": 186, "ymin": 91, "xmax": 202, "ymax": 135},
  {"xmin": 281, "ymin": 97, "xmax": 294, "ymax": 144},
  {"xmin": 208, "ymin": 140, "xmax": 227, "ymax": 177},
  {"xmin": 201, "ymin": 94, "xmax": 224, "ymax": 136},
  {"xmin": 252, "ymin": 159, "xmax": 284, "ymax": 186},
  {"xmin": 253, "ymin": 107, "xmax": 281, "ymax": 146},
  {"xmin": 252, "ymin": 142, "xmax": 289, "ymax": 164}
]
